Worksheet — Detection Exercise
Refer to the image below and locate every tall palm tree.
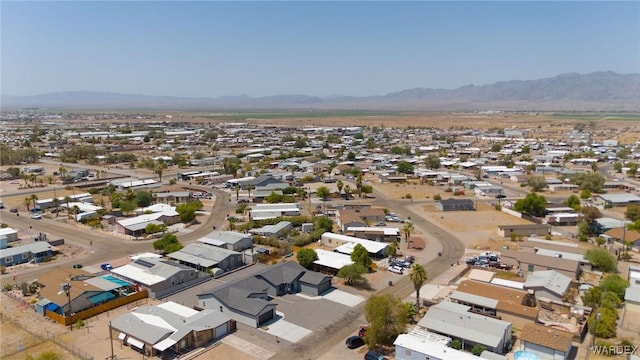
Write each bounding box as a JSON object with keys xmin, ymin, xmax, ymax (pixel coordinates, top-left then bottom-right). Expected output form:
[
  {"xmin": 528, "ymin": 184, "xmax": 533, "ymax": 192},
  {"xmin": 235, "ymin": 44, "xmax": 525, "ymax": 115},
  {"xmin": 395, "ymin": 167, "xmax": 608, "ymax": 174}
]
[
  {"xmin": 344, "ymin": 185, "xmax": 352, "ymax": 199},
  {"xmin": 356, "ymin": 174, "xmax": 363, "ymax": 198},
  {"xmin": 29, "ymin": 194, "xmax": 38, "ymax": 210},
  {"xmin": 23, "ymin": 197, "xmax": 32, "ymax": 211},
  {"xmin": 246, "ymin": 183, "xmax": 254, "ymax": 202},
  {"xmin": 409, "ymin": 264, "xmax": 428, "ymax": 308},
  {"xmin": 235, "ymin": 184, "xmax": 241, "ymax": 200},
  {"xmin": 72, "ymin": 205, "xmax": 80, "ymax": 222},
  {"xmin": 336, "ymin": 180, "xmax": 344, "ymax": 196},
  {"xmin": 64, "ymin": 196, "xmax": 72, "ymax": 219},
  {"xmin": 403, "ymin": 222, "xmax": 414, "ymax": 244},
  {"xmin": 52, "ymin": 198, "xmax": 60, "ymax": 217},
  {"xmin": 155, "ymin": 163, "xmax": 166, "ymax": 182}
]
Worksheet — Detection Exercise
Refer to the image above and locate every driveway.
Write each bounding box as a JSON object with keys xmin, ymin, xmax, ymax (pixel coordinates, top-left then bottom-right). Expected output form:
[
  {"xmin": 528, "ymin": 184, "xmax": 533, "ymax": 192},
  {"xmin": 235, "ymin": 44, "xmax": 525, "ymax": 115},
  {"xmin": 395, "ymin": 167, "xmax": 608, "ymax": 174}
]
[{"xmin": 260, "ymin": 312, "xmax": 312, "ymax": 343}]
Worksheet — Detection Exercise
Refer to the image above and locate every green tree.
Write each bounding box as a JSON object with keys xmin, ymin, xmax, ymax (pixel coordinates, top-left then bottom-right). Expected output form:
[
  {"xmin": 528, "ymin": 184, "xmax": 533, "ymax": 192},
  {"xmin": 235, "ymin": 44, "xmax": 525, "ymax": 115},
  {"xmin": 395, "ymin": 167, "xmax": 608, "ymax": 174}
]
[
  {"xmin": 563, "ymin": 194, "xmax": 581, "ymax": 211},
  {"xmin": 580, "ymin": 189, "xmax": 592, "ymax": 200},
  {"xmin": 588, "ymin": 306, "xmax": 618, "ymax": 338},
  {"xmin": 567, "ymin": 172, "xmax": 605, "ymax": 193},
  {"xmin": 402, "ymin": 222, "xmax": 414, "ymax": 244},
  {"xmin": 264, "ymin": 191, "xmax": 283, "ymax": 203},
  {"xmin": 351, "ymin": 243, "xmax": 372, "ymax": 268},
  {"xmin": 360, "ymin": 184, "xmax": 373, "ymax": 197},
  {"xmin": 145, "ymin": 223, "xmax": 167, "ymax": 234},
  {"xmin": 314, "ymin": 216, "xmax": 333, "ymax": 232},
  {"xmin": 51, "ymin": 197, "xmax": 60, "ymax": 217},
  {"xmin": 527, "ymin": 176, "xmax": 547, "ymax": 192},
  {"xmin": 491, "ymin": 143, "xmax": 502, "ymax": 152},
  {"xmin": 337, "ymin": 264, "xmax": 368, "ymax": 286},
  {"xmin": 625, "ymin": 205, "xmax": 640, "ymax": 222},
  {"xmin": 346, "ymin": 151, "xmax": 356, "ymax": 161},
  {"xmin": 514, "ymin": 192, "xmax": 547, "ymax": 217},
  {"xmin": 120, "ymin": 200, "xmax": 136, "ymax": 215},
  {"xmin": 581, "ymin": 286, "xmax": 602, "ymax": 308},
  {"xmin": 584, "ymin": 248, "xmax": 617, "ymax": 273},
  {"xmin": 449, "ymin": 339, "xmax": 462, "ymax": 350},
  {"xmin": 613, "ymin": 162, "xmax": 623, "ymax": 173},
  {"xmin": 409, "ymin": 264, "xmax": 428, "ymax": 307},
  {"xmin": 135, "ymin": 191, "xmax": 154, "ymax": 207},
  {"xmin": 297, "ymin": 248, "xmax": 318, "ymax": 270},
  {"xmin": 336, "ymin": 180, "xmax": 344, "ymax": 195},
  {"xmin": 153, "ymin": 234, "xmax": 183, "ymax": 254},
  {"xmin": 364, "ymin": 294, "xmax": 409, "ymax": 349},
  {"xmin": 316, "ymin": 186, "xmax": 330, "ymax": 213},
  {"xmin": 424, "ymin": 155, "xmax": 441, "ymax": 170},
  {"xmin": 176, "ymin": 202, "xmax": 199, "ymax": 222},
  {"xmin": 472, "ymin": 344, "xmax": 487, "ymax": 356},
  {"xmin": 396, "ymin": 161, "xmax": 414, "ymax": 174},
  {"xmin": 600, "ymin": 274, "xmax": 628, "ymax": 301}
]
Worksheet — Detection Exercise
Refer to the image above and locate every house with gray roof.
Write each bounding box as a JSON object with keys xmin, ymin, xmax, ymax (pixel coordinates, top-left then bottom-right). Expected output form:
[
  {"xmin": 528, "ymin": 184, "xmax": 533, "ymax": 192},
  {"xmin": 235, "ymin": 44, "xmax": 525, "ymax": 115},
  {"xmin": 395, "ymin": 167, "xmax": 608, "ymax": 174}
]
[
  {"xmin": 197, "ymin": 262, "xmax": 332, "ymax": 327},
  {"xmin": 167, "ymin": 243, "xmax": 243, "ymax": 273},
  {"xmin": 418, "ymin": 301, "xmax": 512, "ymax": 354},
  {"xmin": 596, "ymin": 193, "xmax": 640, "ymax": 207},
  {"xmin": 524, "ymin": 270, "xmax": 573, "ymax": 301},
  {"xmin": 435, "ymin": 198, "xmax": 475, "ymax": 211},
  {"xmin": 0, "ymin": 242, "xmax": 52, "ymax": 267},
  {"xmin": 111, "ymin": 257, "xmax": 208, "ymax": 299},
  {"xmin": 249, "ymin": 221, "xmax": 292, "ymax": 238},
  {"xmin": 198, "ymin": 231, "xmax": 252, "ymax": 252},
  {"xmin": 110, "ymin": 301, "xmax": 234, "ymax": 358}
]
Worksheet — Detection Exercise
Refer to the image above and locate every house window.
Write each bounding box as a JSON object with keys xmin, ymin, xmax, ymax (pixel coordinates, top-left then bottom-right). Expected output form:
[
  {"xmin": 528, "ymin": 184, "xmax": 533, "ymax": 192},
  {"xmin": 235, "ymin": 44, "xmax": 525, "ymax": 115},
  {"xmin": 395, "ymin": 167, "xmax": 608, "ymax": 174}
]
[
  {"xmin": 22, "ymin": 253, "xmax": 30, "ymax": 260},
  {"xmin": 527, "ymin": 264, "xmax": 535, "ymax": 272},
  {"xmin": 5, "ymin": 257, "xmax": 13, "ymax": 264}
]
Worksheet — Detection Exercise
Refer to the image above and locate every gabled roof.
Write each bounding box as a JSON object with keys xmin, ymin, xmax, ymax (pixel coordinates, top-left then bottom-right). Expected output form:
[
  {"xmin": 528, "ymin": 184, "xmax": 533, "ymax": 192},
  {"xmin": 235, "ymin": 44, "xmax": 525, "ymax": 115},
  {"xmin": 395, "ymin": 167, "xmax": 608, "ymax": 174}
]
[
  {"xmin": 167, "ymin": 243, "xmax": 240, "ymax": 268},
  {"xmin": 500, "ymin": 249, "xmax": 580, "ymax": 273},
  {"xmin": 519, "ymin": 323, "xmax": 573, "ymax": 352},
  {"xmin": 257, "ymin": 261, "xmax": 306, "ymax": 286},
  {"xmin": 524, "ymin": 270, "xmax": 572, "ymax": 296},
  {"xmin": 199, "ymin": 231, "xmax": 251, "ymax": 245}
]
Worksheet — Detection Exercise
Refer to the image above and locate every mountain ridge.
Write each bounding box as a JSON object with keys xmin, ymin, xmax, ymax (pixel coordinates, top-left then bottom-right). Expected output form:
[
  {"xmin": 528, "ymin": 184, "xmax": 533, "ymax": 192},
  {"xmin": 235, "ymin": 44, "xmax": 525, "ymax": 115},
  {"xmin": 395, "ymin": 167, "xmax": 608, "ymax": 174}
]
[{"xmin": 3, "ymin": 71, "xmax": 639, "ymax": 111}]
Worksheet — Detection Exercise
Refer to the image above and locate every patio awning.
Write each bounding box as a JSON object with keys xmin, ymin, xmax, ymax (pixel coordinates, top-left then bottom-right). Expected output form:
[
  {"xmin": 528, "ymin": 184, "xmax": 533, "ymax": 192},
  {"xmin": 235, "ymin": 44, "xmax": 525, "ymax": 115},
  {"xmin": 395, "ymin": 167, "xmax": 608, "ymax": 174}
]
[
  {"xmin": 127, "ymin": 337, "xmax": 144, "ymax": 349},
  {"xmin": 153, "ymin": 337, "xmax": 178, "ymax": 351}
]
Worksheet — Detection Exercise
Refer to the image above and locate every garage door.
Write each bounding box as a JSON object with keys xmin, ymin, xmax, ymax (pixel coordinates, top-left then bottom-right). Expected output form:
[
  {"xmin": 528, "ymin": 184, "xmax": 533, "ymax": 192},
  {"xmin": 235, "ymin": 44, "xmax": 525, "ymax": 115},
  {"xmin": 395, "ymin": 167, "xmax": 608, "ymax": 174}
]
[
  {"xmin": 215, "ymin": 323, "xmax": 228, "ymax": 338},
  {"xmin": 258, "ymin": 309, "xmax": 274, "ymax": 326}
]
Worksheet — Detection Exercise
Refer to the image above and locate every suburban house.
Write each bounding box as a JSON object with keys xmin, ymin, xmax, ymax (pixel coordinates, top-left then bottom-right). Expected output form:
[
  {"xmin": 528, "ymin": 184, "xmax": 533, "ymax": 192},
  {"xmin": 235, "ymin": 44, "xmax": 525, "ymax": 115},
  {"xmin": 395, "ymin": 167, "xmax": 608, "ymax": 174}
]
[
  {"xmin": 249, "ymin": 221, "xmax": 292, "ymax": 238},
  {"xmin": 197, "ymin": 262, "xmax": 332, "ymax": 327},
  {"xmin": 604, "ymin": 227, "xmax": 640, "ymax": 248},
  {"xmin": 336, "ymin": 208, "xmax": 386, "ymax": 232},
  {"xmin": 417, "ymin": 301, "xmax": 512, "ymax": 354},
  {"xmin": 115, "ymin": 206, "xmax": 179, "ymax": 237},
  {"xmin": 393, "ymin": 332, "xmax": 479, "ymax": 360},
  {"xmin": 523, "ymin": 270, "xmax": 573, "ymax": 302},
  {"xmin": 320, "ymin": 232, "xmax": 389, "ymax": 258},
  {"xmin": 453, "ymin": 280, "xmax": 539, "ymax": 327},
  {"xmin": 312, "ymin": 249, "xmax": 354, "ymax": 275},
  {"xmin": 500, "ymin": 249, "xmax": 581, "ymax": 279},
  {"xmin": 625, "ymin": 265, "xmax": 640, "ymax": 315},
  {"xmin": 110, "ymin": 301, "xmax": 235, "ymax": 358},
  {"xmin": 198, "ymin": 231, "xmax": 253, "ymax": 252},
  {"xmin": 0, "ymin": 227, "xmax": 20, "ymax": 243},
  {"xmin": 347, "ymin": 226, "xmax": 401, "ymax": 242},
  {"xmin": 0, "ymin": 242, "xmax": 52, "ymax": 267},
  {"xmin": 249, "ymin": 203, "xmax": 301, "ymax": 220},
  {"xmin": 36, "ymin": 268, "xmax": 139, "ymax": 320},
  {"xmin": 153, "ymin": 191, "xmax": 191, "ymax": 204},
  {"xmin": 435, "ymin": 198, "xmax": 475, "ymax": 211},
  {"xmin": 595, "ymin": 193, "xmax": 640, "ymax": 208},
  {"xmin": 518, "ymin": 323, "xmax": 574, "ymax": 360},
  {"xmin": 167, "ymin": 243, "xmax": 243, "ymax": 273},
  {"xmin": 111, "ymin": 257, "xmax": 207, "ymax": 299}
]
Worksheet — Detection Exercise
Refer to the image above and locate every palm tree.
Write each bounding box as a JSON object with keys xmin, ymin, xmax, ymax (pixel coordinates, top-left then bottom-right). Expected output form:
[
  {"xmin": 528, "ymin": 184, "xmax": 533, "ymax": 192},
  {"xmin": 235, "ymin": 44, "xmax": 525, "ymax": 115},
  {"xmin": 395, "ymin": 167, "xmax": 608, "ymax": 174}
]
[
  {"xmin": 52, "ymin": 198, "xmax": 60, "ymax": 217},
  {"xmin": 344, "ymin": 185, "xmax": 352, "ymax": 199},
  {"xmin": 235, "ymin": 184, "xmax": 241, "ymax": 200},
  {"xmin": 316, "ymin": 186, "xmax": 330, "ymax": 214},
  {"xmin": 356, "ymin": 174, "xmax": 363, "ymax": 198},
  {"xmin": 409, "ymin": 264, "xmax": 428, "ymax": 307},
  {"xmin": 403, "ymin": 222, "xmax": 415, "ymax": 244},
  {"xmin": 72, "ymin": 205, "xmax": 80, "ymax": 222},
  {"xmin": 23, "ymin": 197, "xmax": 32, "ymax": 211},
  {"xmin": 58, "ymin": 165, "xmax": 67, "ymax": 179},
  {"xmin": 336, "ymin": 180, "xmax": 344, "ymax": 196},
  {"xmin": 246, "ymin": 183, "xmax": 254, "ymax": 202},
  {"xmin": 64, "ymin": 196, "xmax": 72, "ymax": 219},
  {"xmin": 155, "ymin": 163, "xmax": 166, "ymax": 182},
  {"xmin": 29, "ymin": 194, "xmax": 38, "ymax": 210},
  {"xmin": 29, "ymin": 174, "xmax": 37, "ymax": 187}
]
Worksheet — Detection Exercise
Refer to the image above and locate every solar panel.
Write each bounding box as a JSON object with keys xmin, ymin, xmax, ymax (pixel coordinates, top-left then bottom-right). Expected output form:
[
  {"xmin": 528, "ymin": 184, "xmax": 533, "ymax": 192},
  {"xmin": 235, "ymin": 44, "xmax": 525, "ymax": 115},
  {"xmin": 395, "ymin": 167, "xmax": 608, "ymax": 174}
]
[{"xmin": 135, "ymin": 259, "xmax": 155, "ymax": 268}]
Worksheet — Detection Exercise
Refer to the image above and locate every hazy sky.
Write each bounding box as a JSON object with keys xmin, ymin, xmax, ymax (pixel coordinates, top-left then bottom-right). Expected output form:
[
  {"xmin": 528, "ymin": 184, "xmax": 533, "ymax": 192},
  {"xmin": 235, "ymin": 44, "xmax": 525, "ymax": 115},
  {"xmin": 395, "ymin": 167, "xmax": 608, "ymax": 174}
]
[{"xmin": 2, "ymin": 1, "xmax": 639, "ymax": 98}]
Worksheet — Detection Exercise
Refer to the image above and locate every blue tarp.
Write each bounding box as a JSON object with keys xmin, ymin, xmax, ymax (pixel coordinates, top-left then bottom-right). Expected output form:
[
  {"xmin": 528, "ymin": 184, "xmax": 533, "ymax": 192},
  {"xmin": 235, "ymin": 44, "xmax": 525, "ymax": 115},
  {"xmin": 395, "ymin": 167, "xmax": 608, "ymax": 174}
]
[
  {"xmin": 44, "ymin": 302, "xmax": 60, "ymax": 311},
  {"xmin": 88, "ymin": 291, "xmax": 116, "ymax": 304}
]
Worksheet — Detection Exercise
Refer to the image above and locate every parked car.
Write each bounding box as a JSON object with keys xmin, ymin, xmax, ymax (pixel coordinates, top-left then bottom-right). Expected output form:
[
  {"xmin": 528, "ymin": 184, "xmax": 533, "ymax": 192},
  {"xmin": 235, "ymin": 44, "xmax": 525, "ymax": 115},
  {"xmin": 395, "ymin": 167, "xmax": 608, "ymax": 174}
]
[
  {"xmin": 404, "ymin": 255, "xmax": 415, "ymax": 264},
  {"xmin": 9, "ymin": 208, "xmax": 18, "ymax": 213},
  {"xmin": 30, "ymin": 213, "xmax": 42, "ymax": 220},
  {"xmin": 375, "ymin": 221, "xmax": 386, "ymax": 226},
  {"xmin": 389, "ymin": 266, "xmax": 404, "ymax": 274},
  {"xmin": 365, "ymin": 350, "xmax": 387, "ymax": 360},
  {"xmin": 73, "ymin": 264, "xmax": 83, "ymax": 269},
  {"xmin": 346, "ymin": 336, "xmax": 365, "ymax": 349},
  {"xmin": 101, "ymin": 263, "xmax": 113, "ymax": 271}
]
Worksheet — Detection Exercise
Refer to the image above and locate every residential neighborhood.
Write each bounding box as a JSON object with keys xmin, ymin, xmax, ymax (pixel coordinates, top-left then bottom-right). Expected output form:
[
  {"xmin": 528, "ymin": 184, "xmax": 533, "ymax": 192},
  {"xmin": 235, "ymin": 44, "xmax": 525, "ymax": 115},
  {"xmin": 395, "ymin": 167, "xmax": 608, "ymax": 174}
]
[{"xmin": 1, "ymin": 111, "xmax": 640, "ymax": 360}]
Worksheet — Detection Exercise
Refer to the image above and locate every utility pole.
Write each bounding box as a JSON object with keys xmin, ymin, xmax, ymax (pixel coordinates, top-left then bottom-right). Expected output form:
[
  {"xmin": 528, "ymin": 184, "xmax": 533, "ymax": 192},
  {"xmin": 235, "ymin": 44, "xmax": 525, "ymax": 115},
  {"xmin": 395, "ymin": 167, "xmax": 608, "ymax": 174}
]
[{"xmin": 108, "ymin": 321, "xmax": 115, "ymax": 360}]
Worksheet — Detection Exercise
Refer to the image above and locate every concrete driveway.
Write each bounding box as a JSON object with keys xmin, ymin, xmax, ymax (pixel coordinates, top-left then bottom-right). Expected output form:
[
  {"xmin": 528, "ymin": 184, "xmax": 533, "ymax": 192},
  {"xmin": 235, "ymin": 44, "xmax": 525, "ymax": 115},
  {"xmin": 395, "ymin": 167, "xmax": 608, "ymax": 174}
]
[{"xmin": 260, "ymin": 312, "xmax": 312, "ymax": 343}]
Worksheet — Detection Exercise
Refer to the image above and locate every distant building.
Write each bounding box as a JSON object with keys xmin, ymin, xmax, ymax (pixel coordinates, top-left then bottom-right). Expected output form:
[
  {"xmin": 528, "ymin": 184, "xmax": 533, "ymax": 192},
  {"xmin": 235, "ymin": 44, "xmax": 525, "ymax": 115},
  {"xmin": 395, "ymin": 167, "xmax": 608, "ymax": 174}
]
[{"xmin": 435, "ymin": 198, "xmax": 475, "ymax": 211}]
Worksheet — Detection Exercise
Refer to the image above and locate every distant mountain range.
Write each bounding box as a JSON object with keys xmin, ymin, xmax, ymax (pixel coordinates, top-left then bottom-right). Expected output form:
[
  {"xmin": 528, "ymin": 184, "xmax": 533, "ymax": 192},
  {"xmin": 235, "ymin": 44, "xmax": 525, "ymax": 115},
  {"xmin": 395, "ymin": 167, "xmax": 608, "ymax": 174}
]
[{"xmin": 3, "ymin": 71, "xmax": 639, "ymax": 111}]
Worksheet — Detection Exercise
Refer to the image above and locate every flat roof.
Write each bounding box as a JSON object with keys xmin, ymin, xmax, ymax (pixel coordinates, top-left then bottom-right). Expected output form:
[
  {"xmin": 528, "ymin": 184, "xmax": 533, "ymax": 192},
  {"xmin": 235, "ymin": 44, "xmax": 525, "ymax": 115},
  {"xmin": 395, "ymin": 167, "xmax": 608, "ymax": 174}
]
[
  {"xmin": 313, "ymin": 249, "xmax": 354, "ymax": 270},
  {"xmin": 450, "ymin": 290, "xmax": 499, "ymax": 309},
  {"xmin": 394, "ymin": 334, "xmax": 479, "ymax": 360}
]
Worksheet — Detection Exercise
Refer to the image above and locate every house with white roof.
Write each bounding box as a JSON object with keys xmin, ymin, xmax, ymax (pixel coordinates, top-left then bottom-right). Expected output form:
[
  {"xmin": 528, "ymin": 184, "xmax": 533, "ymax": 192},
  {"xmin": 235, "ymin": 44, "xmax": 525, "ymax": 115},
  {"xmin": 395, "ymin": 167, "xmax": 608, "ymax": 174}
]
[
  {"xmin": 524, "ymin": 270, "xmax": 573, "ymax": 301},
  {"xmin": 312, "ymin": 249, "xmax": 354, "ymax": 275},
  {"xmin": 110, "ymin": 301, "xmax": 234, "ymax": 358},
  {"xmin": 320, "ymin": 232, "xmax": 388, "ymax": 258},
  {"xmin": 111, "ymin": 257, "xmax": 207, "ymax": 299}
]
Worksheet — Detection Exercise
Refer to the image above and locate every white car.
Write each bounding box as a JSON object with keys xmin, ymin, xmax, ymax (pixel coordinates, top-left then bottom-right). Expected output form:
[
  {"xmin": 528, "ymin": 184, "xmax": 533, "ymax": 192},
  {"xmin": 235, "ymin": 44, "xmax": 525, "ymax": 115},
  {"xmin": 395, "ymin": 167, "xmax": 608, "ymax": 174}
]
[
  {"xmin": 389, "ymin": 266, "xmax": 404, "ymax": 274},
  {"xmin": 30, "ymin": 213, "xmax": 42, "ymax": 220}
]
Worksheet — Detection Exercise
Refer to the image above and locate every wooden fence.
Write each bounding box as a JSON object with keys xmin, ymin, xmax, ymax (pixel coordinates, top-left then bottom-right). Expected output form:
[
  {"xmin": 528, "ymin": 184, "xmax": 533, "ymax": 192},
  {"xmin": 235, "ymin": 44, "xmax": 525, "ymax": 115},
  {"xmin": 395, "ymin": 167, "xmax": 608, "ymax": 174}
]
[{"xmin": 45, "ymin": 290, "xmax": 148, "ymax": 326}]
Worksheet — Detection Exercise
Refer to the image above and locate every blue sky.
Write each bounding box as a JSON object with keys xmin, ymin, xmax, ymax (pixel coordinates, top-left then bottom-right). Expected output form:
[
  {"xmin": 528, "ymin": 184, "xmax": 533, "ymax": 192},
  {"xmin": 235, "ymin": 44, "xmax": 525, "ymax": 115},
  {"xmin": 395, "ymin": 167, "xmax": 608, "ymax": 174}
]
[{"xmin": 2, "ymin": 1, "xmax": 639, "ymax": 97}]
